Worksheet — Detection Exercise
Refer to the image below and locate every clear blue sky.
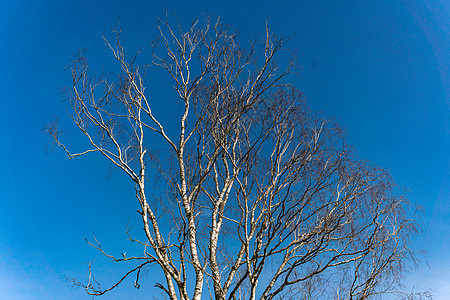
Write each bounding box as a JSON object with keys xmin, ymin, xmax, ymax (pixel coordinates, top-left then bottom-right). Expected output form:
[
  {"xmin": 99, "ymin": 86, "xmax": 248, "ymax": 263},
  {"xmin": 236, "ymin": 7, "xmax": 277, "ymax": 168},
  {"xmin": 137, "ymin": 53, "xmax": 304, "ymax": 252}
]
[{"xmin": 0, "ymin": 0, "xmax": 448, "ymax": 299}]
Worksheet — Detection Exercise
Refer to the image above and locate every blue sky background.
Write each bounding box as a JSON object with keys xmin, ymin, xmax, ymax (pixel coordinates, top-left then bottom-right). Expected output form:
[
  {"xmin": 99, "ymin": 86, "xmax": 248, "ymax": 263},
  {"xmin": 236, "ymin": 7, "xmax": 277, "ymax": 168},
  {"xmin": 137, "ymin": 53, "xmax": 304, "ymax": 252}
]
[{"xmin": 0, "ymin": 0, "xmax": 449, "ymax": 299}]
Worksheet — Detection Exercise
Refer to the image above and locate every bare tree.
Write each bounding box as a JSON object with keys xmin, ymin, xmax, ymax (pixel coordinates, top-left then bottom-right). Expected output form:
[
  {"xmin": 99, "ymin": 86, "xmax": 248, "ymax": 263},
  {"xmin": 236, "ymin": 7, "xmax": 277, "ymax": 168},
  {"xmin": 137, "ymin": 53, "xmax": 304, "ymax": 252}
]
[{"xmin": 46, "ymin": 16, "xmax": 429, "ymax": 300}]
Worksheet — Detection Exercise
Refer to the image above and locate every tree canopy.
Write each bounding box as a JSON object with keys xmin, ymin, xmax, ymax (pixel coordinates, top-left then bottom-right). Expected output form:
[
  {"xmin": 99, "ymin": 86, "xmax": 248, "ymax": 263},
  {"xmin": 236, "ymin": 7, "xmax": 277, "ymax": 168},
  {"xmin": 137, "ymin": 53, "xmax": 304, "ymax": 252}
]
[{"xmin": 46, "ymin": 16, "xmax": 428, "ymax": 300}]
